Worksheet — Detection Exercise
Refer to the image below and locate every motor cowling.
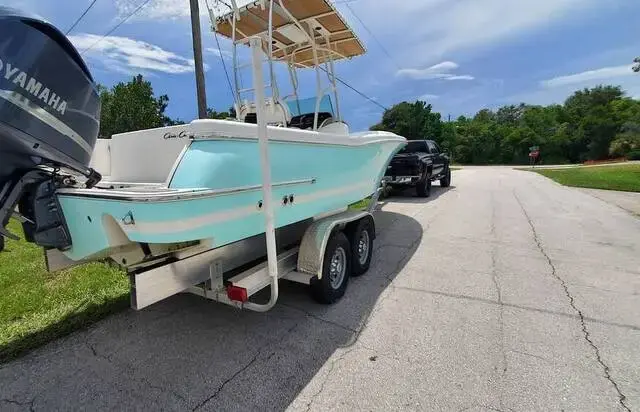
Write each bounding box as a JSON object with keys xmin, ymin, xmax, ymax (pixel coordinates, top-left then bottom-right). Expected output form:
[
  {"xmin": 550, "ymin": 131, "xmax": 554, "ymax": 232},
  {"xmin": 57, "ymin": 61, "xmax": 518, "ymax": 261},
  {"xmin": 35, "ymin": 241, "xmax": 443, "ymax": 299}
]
[{"xmin": 0, "ymin": 6, "xmax": 101, "ymax": 246}]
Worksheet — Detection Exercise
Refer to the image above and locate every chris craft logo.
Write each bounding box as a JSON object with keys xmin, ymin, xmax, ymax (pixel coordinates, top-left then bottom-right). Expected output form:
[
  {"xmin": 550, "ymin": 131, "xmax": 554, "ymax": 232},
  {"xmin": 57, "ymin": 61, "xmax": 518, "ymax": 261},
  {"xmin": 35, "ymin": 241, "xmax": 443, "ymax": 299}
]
[
  {"xmin": 163, "ymin": 130, "xmax": 189, "ymax": 139},
  {"xmin": 0, "ymin": 57, "xmax": 68, "ymax": 115}
]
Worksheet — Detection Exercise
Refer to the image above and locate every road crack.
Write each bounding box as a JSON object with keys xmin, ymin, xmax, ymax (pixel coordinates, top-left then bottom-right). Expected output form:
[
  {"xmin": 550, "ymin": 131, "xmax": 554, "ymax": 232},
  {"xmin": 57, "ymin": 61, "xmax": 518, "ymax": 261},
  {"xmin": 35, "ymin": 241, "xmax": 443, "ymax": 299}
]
[
  {"xmin": 304, "ymin": 347, "xmax": 356, "ymax": 412},
  {"xmin": 490, "ymin": 192, "xmax": 507, "ymax": 411},
  {"xmin": 1, "ymin": 397, "xmax": 35, "ymax": 411},
  {"xmin": 514, "ymin": 191, "xmax": 631, "ymax": 412},
  {"xmin": 191, "ymin": 321, "xmax": 299, "ymax": 411},
  {"xmin": 192, "ymin": 352, "xmax": 263, "ymax": 411},
  {"xmin": 508, "ymin": 349, "xmax": 552, "ymax": 364},
  {"xmin": 279, "ymin": 303, "xmax": 357, "ymax": 333}
]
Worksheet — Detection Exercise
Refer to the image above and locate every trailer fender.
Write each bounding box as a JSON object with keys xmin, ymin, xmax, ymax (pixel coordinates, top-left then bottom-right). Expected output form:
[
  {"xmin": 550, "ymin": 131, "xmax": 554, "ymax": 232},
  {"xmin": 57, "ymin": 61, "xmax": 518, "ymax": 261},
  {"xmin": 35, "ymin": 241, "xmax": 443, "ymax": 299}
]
[{"xmin": 297, "ymin": 210, "xmax": 373, "ymax": 279}]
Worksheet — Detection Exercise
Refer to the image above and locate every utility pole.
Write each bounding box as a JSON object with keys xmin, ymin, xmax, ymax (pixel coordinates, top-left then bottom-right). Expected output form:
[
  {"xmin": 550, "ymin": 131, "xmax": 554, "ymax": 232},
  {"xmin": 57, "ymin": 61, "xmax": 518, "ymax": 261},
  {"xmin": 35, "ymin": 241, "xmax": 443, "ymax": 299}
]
[{"xmin": 189, "ymin": 0, "xmax": 207, "ymax": 119}]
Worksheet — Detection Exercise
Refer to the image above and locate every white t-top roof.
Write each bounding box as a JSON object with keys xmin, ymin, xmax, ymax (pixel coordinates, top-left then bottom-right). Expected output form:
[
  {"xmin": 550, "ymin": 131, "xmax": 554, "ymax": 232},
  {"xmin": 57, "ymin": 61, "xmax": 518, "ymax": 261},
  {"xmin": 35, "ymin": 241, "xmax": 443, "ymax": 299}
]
[{"xmin": 214, "ymin": 0, "xmax": 366, "ymax": 68}]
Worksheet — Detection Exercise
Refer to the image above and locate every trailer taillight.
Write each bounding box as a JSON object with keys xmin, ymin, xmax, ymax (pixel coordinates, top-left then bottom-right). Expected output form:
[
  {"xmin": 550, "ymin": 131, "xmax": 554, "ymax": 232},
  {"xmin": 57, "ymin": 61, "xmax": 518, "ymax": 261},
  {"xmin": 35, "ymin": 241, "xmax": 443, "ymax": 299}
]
[{"xmin": 227, "ymin": 285, "xmax": 248, "ymax": 302}]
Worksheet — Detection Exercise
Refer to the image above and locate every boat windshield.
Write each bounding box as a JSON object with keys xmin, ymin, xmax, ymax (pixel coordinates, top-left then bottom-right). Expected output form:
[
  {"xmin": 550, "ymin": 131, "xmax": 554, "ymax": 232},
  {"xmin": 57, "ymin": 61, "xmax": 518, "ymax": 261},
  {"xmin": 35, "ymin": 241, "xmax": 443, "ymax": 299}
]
[{"xmin": 285, "ymin": 95, "xmax": 334, "ymax": 117}]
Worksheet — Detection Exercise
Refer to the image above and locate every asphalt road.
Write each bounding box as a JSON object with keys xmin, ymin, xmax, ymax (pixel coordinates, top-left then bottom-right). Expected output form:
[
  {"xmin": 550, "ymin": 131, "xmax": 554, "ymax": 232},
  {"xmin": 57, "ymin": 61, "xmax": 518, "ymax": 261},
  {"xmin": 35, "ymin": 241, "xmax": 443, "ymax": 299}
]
[{"xmin": 1, "ymin": 168, "xmax": 639, "ymax": 411}]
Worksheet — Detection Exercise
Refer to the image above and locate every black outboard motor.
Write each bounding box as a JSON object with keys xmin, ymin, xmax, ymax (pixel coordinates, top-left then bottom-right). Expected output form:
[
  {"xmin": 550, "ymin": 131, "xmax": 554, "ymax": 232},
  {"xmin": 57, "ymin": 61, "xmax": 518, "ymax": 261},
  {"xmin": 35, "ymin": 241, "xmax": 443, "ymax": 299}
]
[{"xmin": 0, "ymin": 7, "xmax": 101, "ymax": 249}]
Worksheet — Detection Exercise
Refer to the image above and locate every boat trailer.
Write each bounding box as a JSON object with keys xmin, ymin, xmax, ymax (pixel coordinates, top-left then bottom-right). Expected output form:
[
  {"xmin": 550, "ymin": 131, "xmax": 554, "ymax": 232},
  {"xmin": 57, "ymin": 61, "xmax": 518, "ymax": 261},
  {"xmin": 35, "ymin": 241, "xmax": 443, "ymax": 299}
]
[{"xmin": 46, "ymin": 202, "xmax": 379, "ymax": 311}]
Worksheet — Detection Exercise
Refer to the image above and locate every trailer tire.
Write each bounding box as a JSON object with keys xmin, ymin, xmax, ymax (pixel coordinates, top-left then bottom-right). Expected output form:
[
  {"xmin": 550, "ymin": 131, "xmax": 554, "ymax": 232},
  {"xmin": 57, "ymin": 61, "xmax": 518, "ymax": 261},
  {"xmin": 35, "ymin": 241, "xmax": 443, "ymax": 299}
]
[
  {"xmin": 0, "ymin": 235, "xmax": 4, "ymax": 252},
  {"xmin": 310, "ymin": 231, "xmax": 351, "ymax": 304},
  {"xmin": 347, "ymin": 218, "xmax": 374, "ymax": 276}
]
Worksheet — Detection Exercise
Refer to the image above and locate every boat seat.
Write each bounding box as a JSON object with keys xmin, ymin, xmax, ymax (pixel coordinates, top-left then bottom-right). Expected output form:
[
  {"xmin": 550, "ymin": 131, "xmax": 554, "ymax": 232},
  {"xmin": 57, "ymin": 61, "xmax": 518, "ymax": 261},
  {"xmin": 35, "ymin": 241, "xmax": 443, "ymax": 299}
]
[
  {"xmin": 244, "ymin": 112, "xmax": 257, "ymax": 124},
  {"xmin": 288, "ymin": 112, "xmax": 333, "ymax": 130}
]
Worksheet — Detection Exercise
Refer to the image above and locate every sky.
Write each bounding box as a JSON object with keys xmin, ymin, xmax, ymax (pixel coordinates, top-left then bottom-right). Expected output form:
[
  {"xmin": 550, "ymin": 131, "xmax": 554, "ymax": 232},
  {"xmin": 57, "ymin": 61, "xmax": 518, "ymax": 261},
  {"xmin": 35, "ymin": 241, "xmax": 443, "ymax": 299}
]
[{"xmin": 8, "ymin": 0, "xmax": 640, "ymax": 131}]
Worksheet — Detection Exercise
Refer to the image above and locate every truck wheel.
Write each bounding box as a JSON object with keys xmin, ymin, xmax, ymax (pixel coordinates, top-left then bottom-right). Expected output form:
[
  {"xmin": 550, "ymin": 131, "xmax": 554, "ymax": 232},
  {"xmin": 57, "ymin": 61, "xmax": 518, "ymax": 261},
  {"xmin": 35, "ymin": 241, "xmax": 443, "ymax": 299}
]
[
  {"xmin": 416, "ymin": 174, "xmax": 431, "ymax": 197},
  {"xmin": 440, "ymin": 168, "xmax": 451, "ymax": 187},
  {"xmin": 347, "ymin": 218, "xmax": 374, "ymax": 276},
  {"xmin": 310, "ymin": 231, "xmax": 351, "ymax": 304}
]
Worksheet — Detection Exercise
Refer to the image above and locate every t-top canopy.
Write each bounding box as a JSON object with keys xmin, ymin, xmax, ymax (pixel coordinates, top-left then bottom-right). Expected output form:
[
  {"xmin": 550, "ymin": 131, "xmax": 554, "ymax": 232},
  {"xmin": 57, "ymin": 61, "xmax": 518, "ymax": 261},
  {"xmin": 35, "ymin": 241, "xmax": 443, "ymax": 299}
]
[{"xmin": 214, "ymin": 0, "xmax": 366, "ymax": 68}]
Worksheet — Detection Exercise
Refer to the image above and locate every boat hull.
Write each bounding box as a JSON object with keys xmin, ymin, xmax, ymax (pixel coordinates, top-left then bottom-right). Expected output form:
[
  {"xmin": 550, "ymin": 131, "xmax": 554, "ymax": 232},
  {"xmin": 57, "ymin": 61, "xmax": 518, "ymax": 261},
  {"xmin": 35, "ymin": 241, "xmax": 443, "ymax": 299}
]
[{"xmin": 57, "ymin": 136, "xmax": 405, "ymax": 261}]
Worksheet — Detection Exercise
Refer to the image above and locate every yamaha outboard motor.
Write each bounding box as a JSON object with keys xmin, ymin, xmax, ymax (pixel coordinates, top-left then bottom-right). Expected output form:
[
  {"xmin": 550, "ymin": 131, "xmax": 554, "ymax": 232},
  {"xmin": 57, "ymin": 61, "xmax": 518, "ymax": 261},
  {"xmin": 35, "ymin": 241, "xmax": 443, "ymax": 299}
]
[{"xmin": 0, "ymin": 7, "xmax": 101, "ymax": 248}]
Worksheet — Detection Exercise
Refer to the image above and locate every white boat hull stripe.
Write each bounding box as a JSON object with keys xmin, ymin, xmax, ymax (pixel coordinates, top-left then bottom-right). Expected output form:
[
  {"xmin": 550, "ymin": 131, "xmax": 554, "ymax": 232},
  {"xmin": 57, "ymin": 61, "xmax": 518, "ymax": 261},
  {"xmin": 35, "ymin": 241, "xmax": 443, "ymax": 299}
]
[{"xmin": 121, "ymin": 181, "xmax": 372, "ymax": 235}]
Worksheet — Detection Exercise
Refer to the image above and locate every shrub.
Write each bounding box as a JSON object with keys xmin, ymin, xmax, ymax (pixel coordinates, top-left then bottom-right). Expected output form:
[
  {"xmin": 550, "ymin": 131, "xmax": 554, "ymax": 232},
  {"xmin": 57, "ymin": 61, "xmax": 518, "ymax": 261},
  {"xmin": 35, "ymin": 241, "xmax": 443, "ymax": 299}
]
[{"xmin": 628, "ymin": 150, "xmax": 640, "ymax": 161}]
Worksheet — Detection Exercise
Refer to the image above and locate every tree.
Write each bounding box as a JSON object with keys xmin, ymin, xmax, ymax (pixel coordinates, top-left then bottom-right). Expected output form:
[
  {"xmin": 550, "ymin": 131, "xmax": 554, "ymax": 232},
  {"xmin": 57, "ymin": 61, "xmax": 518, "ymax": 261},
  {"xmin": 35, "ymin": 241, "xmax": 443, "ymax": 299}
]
[
  {"xmin": 370, "ymin": 100, "xmax": 442, "ymax": 141},
  {"xmin": 207, "ymin": 106, "xmax": 236, "ymax": 119},
  {"xmin": 610, "ymin": 122, "xmax": 640, "ymax": 157},
  {"xmin": 98, "ymin": 74, "xmax": 178, "ymax": 138},
  {"xmin": 634, "ymin": 57, "xmax": 640, "ymax": 73},
  {"xmin": 369, "ymin": 84, "xmax": 640, "ymax": 164}
]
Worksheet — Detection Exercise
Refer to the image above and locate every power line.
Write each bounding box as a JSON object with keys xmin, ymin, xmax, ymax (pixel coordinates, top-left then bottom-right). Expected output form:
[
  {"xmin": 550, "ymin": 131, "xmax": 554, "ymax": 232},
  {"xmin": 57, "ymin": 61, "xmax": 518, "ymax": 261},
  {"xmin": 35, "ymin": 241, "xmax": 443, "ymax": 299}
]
[
  {"xmin": 319, "ymin": 66, "xmax": 387, "ymax": 111},
  {"xmin": 66, "ymin": 0, "xmax": 100, "ymax": 34},
  {"xmin": 207, "ymin": 0, "xmax": 236, "ymax": 108},
  {"xmin": 80, "ymin": 0, "xmax": 153, "ymax": 55},
  {"xmin": 213, "ymin": 30, "xmax": 236, "ymax": 106},
  {"xmin": 336, "ymin": 76, "xmax": 388, "ymax": 111},
  {"xmin": 344, "ymin": 3, "xmax": 400, "ymax": 71}
]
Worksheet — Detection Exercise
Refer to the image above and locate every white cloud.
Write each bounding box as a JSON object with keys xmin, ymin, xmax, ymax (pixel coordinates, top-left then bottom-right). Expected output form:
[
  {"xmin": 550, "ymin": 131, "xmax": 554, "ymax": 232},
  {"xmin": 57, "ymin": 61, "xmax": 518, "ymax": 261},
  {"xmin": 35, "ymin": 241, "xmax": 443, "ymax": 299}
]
[
  {"xmin": 206, "ymin": 47, "xmax": 232, "ymax": 60},
  {"xmin": 396, "ymin": 61, "xmax": 474, "ymax": 81},
  {"xmin": 506, "ymin": 67, "xmax": 640, "ymax": 107},
  {"xmin": 114, "ymin": 0, "xmax": 251, "ymax": 20},
  {"xmin": 418, "ymin": 94, "xmax": 439, "ymax": 100},
  {"xmin": 115, "ymin": 0, "xmax": 199, "ymax": 20},
  {"xmin": 540, "ymin": 64, "xmax": 635, "ymax": 88},
  {"xmin": 445, "ymin": 75, "xmax": 475, "ymax": 81},
  {"xmin": 425, "ymin": 61, "xmax": 459, "ymax": 72},
  {"xmin": 69, "ymin": 34, "xmax": 199, "ymax": 75},
  {"xmin": 348, "ymin": 0, "xmax": 601, "ymax": 65}
]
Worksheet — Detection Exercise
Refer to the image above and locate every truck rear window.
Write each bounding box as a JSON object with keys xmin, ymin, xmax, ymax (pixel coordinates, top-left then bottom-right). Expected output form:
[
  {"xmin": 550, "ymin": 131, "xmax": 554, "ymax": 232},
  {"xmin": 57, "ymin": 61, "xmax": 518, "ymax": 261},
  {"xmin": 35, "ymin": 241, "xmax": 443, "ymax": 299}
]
[{"xmin": 399, "ymin": 141, "xmax": 427, "ymax": 153}]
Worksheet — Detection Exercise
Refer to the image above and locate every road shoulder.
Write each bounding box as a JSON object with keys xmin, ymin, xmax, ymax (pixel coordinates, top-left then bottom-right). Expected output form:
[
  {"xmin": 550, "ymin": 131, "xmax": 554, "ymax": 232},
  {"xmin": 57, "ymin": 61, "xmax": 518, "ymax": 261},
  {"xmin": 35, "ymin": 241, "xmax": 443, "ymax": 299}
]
[{"xmin": 578, "ymin": 188, "xmax": 640, "ymax": 216}]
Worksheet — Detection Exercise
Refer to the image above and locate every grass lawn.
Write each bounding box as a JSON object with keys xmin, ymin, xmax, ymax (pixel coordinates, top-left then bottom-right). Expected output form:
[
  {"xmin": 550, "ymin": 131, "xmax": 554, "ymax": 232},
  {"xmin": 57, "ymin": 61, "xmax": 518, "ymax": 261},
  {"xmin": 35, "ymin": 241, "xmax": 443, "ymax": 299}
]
[
  {"xmin": 0, "ymin": 219, "xmax": 128, "ymax": 362},
  {"xmin": 530, "ymin": 164, "xmax": 640, "ymax": 192},
  {"xmin": 349, "ymin": 197, "xmax": 372, "ymax": 210}
]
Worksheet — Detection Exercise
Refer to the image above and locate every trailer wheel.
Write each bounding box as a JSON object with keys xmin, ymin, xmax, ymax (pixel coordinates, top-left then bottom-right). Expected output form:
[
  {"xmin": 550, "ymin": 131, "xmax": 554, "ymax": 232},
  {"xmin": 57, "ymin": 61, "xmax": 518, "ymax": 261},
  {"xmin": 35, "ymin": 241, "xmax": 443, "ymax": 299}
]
[
  {"xmin": 0, "ymin": 235, "xmax": 4, "ymax": 252},
  {"xmin": 347, "ymin": 218, "xmax": 374, "ymax": 276},
  {"xmin": 310, "ymin": 231, "xmax": 351, "ymax": 304}
]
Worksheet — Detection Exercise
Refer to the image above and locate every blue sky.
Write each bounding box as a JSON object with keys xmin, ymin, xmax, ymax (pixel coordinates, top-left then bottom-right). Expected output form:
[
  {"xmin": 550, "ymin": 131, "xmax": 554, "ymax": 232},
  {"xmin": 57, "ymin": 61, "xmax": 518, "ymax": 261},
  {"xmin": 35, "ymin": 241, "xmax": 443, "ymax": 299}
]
[{"xmin": 9, "ymin": 0, "xmax": 640, "ymax": 131}]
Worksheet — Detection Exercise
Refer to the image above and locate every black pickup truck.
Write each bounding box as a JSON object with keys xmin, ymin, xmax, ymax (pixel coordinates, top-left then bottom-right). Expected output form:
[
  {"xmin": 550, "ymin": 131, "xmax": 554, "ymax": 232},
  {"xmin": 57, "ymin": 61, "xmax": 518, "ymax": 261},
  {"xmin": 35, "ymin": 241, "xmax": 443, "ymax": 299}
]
[{"xmin": 383, "ymin": 139, "xmax": 451, "ymax": 197}]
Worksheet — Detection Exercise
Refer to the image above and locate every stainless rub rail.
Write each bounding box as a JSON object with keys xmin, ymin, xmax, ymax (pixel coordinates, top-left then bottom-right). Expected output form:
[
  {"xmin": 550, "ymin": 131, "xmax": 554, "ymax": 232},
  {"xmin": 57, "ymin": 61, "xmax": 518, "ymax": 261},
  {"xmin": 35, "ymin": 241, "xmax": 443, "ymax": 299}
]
[{"xmin": 55, "ymin": 178, "xmax": 316, "ymax": 202}]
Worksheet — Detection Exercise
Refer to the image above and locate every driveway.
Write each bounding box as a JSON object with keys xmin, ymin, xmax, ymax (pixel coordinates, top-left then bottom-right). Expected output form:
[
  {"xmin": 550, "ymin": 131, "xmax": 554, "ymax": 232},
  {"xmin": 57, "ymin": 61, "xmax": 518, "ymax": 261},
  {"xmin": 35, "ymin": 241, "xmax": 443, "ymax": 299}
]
[{"xmin": 1, "ymin": 168, "xmax": 639, "ymax": 411}]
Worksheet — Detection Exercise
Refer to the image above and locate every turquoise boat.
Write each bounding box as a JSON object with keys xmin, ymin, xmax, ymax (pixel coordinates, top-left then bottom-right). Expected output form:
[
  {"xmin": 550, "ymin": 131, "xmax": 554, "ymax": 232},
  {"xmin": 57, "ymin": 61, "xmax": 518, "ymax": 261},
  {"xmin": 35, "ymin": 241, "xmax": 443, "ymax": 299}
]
[
  {"xmin": 0, "ymin": 0, "xmax": 407, "ymax": 274},
  {"xmin": 58, "ymin": 119, "xmax": 404, "ymax": 262}
]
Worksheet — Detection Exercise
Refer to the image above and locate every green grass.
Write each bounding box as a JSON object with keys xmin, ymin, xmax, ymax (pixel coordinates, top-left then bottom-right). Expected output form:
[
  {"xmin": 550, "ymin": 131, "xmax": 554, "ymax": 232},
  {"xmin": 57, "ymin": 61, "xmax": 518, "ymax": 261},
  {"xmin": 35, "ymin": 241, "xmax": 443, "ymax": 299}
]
[
  {"xmin": 0, "ymin": 220, "xmax": 128, "ymax": 362},
  {"xmin": 530, "ymin": 164, "xmax": 640, "ymax": 192},
  {"xmin": 349, "ymin": 197, "xmax": 372, "ymax": 210}
]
